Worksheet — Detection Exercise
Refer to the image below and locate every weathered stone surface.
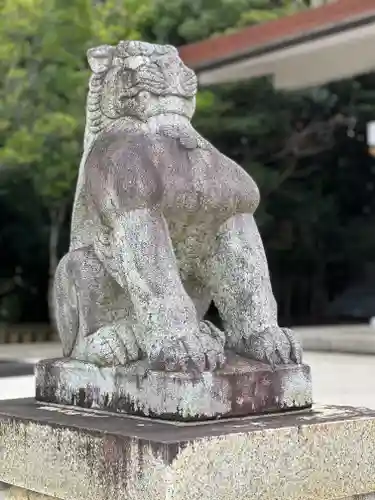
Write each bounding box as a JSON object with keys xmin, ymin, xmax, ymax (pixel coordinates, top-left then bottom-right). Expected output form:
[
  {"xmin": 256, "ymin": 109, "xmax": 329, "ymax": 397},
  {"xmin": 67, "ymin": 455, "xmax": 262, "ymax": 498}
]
[
  {"xmin": 35, "ymin": 354, "xmax": 312, "ymax": 420},
  {"xmin": 3, "ymin": 488, "xmax": 375, "ymax": 500},
  {"xmin": 3, "ymin": 488, "xmax": 52, "ymax": 500},
  {"xmin": 1, "ymin": 400, "xmax": 375, "ymax": 500},
  {"xmin": 342, "ymin": 496, "xmax": 375, "ymax": 500},
  {"xmin": 49, "ymin": 39, "xmax": 308, "ymax": 415}
]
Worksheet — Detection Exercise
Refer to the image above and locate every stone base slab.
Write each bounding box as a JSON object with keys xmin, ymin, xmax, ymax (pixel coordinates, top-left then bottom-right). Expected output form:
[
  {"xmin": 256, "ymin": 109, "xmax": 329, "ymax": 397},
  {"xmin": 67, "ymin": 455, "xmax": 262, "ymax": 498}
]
[
  {"xmin": 35, "ymin": 354, "xmax": 312, "ymax": 420},
  {"xmin": 1, "ymin": 399, "xmax": 375, "ymax": 500},
  {"xmin": 3, "ymin": 487, "xmax": 375, "ymax": 500}
]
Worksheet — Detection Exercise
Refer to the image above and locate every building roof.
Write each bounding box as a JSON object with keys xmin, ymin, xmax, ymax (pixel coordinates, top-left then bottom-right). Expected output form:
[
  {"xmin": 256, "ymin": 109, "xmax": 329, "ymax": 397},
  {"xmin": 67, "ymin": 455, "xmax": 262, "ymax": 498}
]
[{"xmin": 179, "ymin": 0, "xmax": 375, "ymax": 90}]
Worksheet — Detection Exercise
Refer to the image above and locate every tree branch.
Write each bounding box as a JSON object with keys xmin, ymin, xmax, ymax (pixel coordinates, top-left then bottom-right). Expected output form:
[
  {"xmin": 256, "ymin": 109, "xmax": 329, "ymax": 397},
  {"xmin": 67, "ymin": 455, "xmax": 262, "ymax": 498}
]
[{"xmin": 274, "ymin": 114, "xmax": 355, "ymax": 160}]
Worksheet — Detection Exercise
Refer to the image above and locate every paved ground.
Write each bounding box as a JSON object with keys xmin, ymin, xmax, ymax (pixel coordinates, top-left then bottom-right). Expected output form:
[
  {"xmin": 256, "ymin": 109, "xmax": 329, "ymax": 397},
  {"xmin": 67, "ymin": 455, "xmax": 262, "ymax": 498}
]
[
  {"xmin": 304, "ymin": 351, "xmax": 375, "ymax": 409},
  {"xmin": 0, "ymin": 342, "xmax": 63, "ymax": 363},
  {"xmin": 0, "ymin": 347, "xmax": 372, "ymax": 500},
  {"xmin": 0, "ymin": 343, "xmax": 61, "ymax": 378},
  {"xmin": 0, "ymin": 360, "xmax": 34, "ymax": 378},
  {"xmin": 0, "ymin": 345, "xmax": 373, "ymax": 409}
]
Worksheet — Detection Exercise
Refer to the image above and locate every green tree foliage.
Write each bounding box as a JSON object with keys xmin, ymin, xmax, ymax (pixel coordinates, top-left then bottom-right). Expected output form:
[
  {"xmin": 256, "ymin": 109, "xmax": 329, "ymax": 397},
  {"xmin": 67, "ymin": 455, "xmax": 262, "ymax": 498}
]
[
  {"xmin": 140, "ymin": 0, "xmax": 305, "ymax": 44},
  {"xmin": 0, "ymin": 0, "xmax": 150, "ymax": 319},
  {"xmin": 139, "ymin": 0, "xmax": 375, "ymax": 324},
  {"xmin": 1, "ymin": 0, "xmax": 375, "ymax": 325},
  {"xmin": 191, "ymin": 78, "xmax": 375, "ymax": 324},
  {"xmin": 0, "ymin": 0, "xmax": 94, "ymax": 316}
]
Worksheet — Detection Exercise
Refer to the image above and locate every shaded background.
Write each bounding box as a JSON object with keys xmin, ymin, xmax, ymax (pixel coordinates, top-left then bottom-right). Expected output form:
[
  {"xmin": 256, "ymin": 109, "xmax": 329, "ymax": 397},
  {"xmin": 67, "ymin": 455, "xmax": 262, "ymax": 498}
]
[{"xmin": 1, "ymin": 0, "xmax": 375, "ymax": 333}]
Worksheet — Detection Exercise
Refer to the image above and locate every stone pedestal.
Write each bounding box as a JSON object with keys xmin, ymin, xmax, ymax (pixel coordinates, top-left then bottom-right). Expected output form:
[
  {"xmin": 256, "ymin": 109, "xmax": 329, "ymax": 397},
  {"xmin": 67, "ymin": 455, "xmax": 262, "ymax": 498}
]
[
  {"xmin": 1, "ymin": 399, "xmax": 375, "ymax": 500},
  {"xmin": 2, "ymin": 489, "xmax": 375, "ymax": 500},
  {"xmin": 35, "ymin": 354, "xmax": 312, "ymax": 420}
]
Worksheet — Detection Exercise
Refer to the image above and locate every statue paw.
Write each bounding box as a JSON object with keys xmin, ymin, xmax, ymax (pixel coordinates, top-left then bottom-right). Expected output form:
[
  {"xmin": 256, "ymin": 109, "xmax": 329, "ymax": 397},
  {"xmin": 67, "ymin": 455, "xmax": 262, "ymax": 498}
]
[
  {"xmin": 237, "ymin": 327, "xmax": 302, "ymax": 366},
  {"xmin": 72, "ymin": 320, "xmax": 141, "ymax": 367},
  {"xmin": 149, "ymin": 321, "xmax": 226, "ymax": 373}
]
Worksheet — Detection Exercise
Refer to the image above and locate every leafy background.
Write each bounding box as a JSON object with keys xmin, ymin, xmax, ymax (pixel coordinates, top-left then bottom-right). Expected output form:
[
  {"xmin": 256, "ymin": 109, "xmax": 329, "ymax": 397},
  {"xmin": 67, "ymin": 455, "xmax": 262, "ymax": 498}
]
[{"xmin": 1, "ymin": 0, "xmax": 375, "ymax": 326}]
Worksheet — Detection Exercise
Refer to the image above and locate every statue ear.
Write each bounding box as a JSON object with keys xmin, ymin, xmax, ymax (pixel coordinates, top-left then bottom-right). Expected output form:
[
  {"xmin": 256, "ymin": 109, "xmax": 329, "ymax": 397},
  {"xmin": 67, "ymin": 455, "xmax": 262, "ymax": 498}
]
[{"xmin": 87, "ymin": 45, "xmax": 115, "ymax": 73}]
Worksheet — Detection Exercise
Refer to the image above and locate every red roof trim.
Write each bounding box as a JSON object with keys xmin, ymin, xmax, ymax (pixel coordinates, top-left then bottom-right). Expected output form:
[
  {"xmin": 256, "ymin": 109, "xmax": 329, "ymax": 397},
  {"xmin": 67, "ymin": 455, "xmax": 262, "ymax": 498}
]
[{"xmin": 179, "ymin": 0, "xmax": 375, "ymax": 69}]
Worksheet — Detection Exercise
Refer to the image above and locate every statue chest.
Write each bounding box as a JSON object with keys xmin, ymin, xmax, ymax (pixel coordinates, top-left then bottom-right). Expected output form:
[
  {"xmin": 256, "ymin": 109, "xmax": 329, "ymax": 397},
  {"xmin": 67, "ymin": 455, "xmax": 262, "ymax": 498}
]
[{"xmin": 161, "ymin": 146, "xmax": 259, "ymax": 218}]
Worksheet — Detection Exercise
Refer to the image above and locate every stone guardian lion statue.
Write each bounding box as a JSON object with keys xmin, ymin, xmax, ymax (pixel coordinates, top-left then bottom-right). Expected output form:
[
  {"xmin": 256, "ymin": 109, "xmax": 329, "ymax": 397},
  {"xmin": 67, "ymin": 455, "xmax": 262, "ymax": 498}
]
[{"xmin": 53, "ymin": 40, "xmax": 302, "ymax": 373}]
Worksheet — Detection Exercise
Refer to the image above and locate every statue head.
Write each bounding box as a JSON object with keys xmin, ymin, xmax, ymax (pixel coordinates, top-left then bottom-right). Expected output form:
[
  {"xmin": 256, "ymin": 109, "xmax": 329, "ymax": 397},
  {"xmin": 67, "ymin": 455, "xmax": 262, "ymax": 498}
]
[{"xmin": 85, "ymin": 41, "xmax": 198, "ymax": 139}]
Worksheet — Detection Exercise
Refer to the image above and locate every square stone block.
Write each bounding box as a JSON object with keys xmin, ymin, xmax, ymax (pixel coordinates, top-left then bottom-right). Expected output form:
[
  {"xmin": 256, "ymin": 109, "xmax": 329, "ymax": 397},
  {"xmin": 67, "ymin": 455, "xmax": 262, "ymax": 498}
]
[
  {"xmin": 35, "ymin": 354, "xmax": 312, "ymax": 420},
  {"xmin": 1, "ymin": 399, "xmax": 375, "ymax": 500}
]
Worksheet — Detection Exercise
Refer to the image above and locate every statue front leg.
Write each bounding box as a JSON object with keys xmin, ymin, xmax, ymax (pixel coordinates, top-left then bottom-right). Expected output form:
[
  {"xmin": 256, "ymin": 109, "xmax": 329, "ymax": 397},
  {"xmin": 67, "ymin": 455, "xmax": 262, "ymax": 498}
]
[
  {"xmin": 203, "ymin": 213, "xmax": 302, "ymax": 366},
  {"xmin": 54, "ymin": 246, "xmax": 140, "ymax": 366},
  {"xmin": 95, "ymin": 207, "xmax": 225, "ymax": 372}
]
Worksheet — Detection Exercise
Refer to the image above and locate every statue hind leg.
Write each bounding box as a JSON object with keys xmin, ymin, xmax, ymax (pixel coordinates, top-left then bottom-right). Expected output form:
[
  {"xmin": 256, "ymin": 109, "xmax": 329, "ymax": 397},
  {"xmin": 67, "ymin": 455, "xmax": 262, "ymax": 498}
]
[
  {"xmin": 53, "ymin": 251, "xmax": 80, "ymax": 357},
  {"xmin": 53, "ymin": 246, "xmax": 141, "ymax": 366},
  {"xmin": 198, "ymin": 213, "xmax": 302, "ymax": 366}
]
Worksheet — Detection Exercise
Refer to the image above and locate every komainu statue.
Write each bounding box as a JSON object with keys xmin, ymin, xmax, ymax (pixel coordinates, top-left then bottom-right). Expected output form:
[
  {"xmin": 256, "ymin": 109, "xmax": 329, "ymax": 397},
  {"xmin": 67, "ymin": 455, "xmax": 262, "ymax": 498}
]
[{"xmin": 36, "ymin": 41, "xmax": 312, "ymax": 420}]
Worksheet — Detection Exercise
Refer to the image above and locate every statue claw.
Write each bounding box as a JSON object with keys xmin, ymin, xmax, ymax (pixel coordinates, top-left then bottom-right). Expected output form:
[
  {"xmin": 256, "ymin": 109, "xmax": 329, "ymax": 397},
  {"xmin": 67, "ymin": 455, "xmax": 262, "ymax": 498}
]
[
  {"xmin": 71, "ymin": 321, "xmax": 141, "ymax": 367},
  {"xmin": 236, "ymin": 326, "xmax": 302, "ymax": 366},
  {"xmin": 149, "ymin": 321, "xmax": 226, "ymax": 373}
]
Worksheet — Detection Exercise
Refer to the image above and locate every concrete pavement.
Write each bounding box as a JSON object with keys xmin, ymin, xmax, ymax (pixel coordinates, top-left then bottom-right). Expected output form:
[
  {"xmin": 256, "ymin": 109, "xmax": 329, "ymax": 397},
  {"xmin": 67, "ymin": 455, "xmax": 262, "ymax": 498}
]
[
  {"xmin": 0, "ymin": 361, "xmax": 34, "ymax": 378},
  {"xmin": 297, "ymin": 325, "xmax": 375, "ymax": 354},
  {"xmin": 304, "ymin": 351, "xmax": 375, "ymax": 409},
  {"xmin": 0, "ymin": 343, "xmax": 62, "ymax": 378},
  {"xmin": 0, "ymin": 343, "xmax": 373, "ymax": 500},
  {"xmin": 0, "ymin": 342, "xmax": 62, "ymax": 363}
]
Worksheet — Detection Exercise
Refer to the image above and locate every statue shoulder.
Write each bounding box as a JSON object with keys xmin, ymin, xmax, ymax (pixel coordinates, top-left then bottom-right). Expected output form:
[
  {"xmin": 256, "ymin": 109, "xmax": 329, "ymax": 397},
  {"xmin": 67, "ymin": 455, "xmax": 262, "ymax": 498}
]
[
  {"xmin": 88, "ymin": 130, "xmax": 153, "ymax": 163},
  {"xmin": 85, "ymin": 131, "xmax": 164, "ymax": 211}
]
